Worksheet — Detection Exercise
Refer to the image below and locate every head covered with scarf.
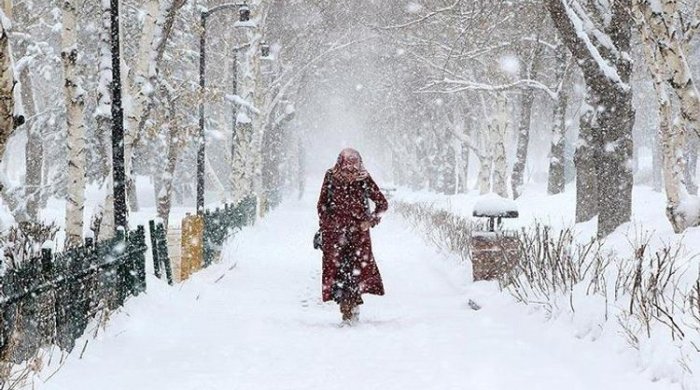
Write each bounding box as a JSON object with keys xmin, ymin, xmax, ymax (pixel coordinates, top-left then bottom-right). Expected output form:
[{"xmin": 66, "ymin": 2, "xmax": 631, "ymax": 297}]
[{"xmin": 332, "ymin": 148, "xmax": 369, "ymax": 183}]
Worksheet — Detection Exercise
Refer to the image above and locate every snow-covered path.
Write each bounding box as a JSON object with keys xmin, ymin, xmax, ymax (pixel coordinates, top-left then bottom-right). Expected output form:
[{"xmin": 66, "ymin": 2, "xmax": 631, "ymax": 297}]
[{"xmin": 36, "ymin": 199, "xmax": 677, "ymax": 390}]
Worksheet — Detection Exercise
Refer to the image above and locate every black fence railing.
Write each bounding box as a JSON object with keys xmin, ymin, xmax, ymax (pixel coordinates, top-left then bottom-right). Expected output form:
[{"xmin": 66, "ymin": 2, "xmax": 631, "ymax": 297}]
[
  {"xmin": 0, "ymin": 226, "xmax": 147, "ymax": 364},
  {"xmin": 203, "ymin": 196, "xmax": 257, "ymax": 266},
  {"xmin": 149, "ymin": 220, "xmax": 174, "ymax": 285}
]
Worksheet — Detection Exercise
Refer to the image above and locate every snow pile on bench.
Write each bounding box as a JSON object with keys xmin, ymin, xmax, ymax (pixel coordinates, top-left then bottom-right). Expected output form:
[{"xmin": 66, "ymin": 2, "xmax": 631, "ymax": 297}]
[{"xmin": 472, "ymin": 193, "xmax": 518, "ymax": 218}]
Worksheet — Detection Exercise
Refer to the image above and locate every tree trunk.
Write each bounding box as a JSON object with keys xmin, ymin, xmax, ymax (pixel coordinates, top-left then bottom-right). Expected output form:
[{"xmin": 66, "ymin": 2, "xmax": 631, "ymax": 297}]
[
  {"xmin": 685, "ymin": 135, "xmax": 698, "ymax": 194},
  {"xmin": 458, "ymin": 116, "xmax": 471, "ymax": 193},
  {"xmin": 575, "ymin": 99, "xmax": 599, "ymax": 223},
  {"xmin": 594, "ymin": 89, "xmax": 635, "ymax": 238},
  {"xmin": 511, "ymin": 87, "xmax": 534, "ymax": 199},
  {"xmin": 636, "ymin": 3, "xmax": 698, "ymax": 231},
  {"xmin": 157, "ymin": 130, "xmax": 180, "ymax": 229},
  {"xmin": 98, "ymin": 177, "xmax": 115, "ymax": 241},
  {"xmin": 547, "ymin": 86, "xmax": 568, "ymax": 195},
  {"xmin": 62, "ymin": 0, "xmax": 87, "ymax": 247},
  {"xmin": 492, "ymin": 96, "xmax": 509, "ymax": 198},
  {"xmin": 0, "ymin": 15, "xmax": 19, "ymax": 167},
  {"xmin": 95, "ymin": 0, "xmax": 113, "ymax": 182},
  {"xmin": 547, "ymin": 0, "xmax": 635, "ymax": 238},
  {"xmin": 124, "ymin": 0, "xmax": 185, "ymax": 213},
  {"xmin": 638, "ymin": 0, "xmax": 700, "ymax": 139},
  {"xmin": 651, "ymin": 131, "xmax": 662, "ymax": 192},
  {"xmin": 231, "ymin": 10, "xmax": 265, "ymax": 205},
  {"xmin": 476, "ymin": 125, "xmax": 493, "ymax": 195},
  {"xmin": 20, "ymin": 64, "xmax": 42, "ymax": 221}
]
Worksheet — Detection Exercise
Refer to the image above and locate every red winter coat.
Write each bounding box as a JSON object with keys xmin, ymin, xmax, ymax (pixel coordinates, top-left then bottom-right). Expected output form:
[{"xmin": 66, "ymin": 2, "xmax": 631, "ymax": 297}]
[{"xmin": 317, "ymin": 170, "xmax": 388, "ymax": 302}]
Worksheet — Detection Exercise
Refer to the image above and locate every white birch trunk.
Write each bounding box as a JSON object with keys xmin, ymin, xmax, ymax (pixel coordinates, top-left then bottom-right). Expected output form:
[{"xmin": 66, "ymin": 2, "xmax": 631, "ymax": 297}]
[
  {"xmin": 124, "ymin": 0, "xmax": 158, "ymax": 156},
  {"xmin": 0, "ymin": 10, "xmax": 18, "ymax": 162},
  {"xmin": 62, "ymin": 0, "xmax": 86, "ymax": 246},
  {"xmin": 251, "ymin": 4, "xmax": 269, "ymax": 215},
  {"xmin": 94, "ymin": 0, "xmax": 114, "ymax": 240},
  {"xmin": 99, "ymin": 177, "xmax": 115, "ymax": 240},
  {"xmin": 475, "ymin": 125, "xmax": 493, "ymax": 195},
  {"xmin": 123, "ymin": 0, "xmax": 181, "ymax": 211},
  {"xmin": 637, "ymin": 0, "xmax": 700, "ymax": 138},
  {"xmin": 492, "ymin": 95, "xmax": 509, "ymax": 198},
  {"xmin": 231, "ymin": 4, "xmax": 267, "ymax": 206},
  {"xmin": 95, "ymin": 0, "xmax": 112, "ymax": 180},
  {"xmin": 636, "ymin": 2, "xmax": 699, "ymax": 231}
]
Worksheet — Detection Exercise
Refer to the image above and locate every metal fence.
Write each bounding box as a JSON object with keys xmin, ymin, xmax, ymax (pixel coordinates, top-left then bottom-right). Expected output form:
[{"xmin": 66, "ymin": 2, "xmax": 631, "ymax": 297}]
[
  {"xmin": 0, "ymin": 227, "xmax": 147, "ymax": 363},
  {"xmin": 203, "ymin": 196, "xmax": 257, "ymax": 266},
  {"xmin": 0, "ymin": 196, "xmax": 259, "ymax": 365},
  {"xmin": 149, "ymin": 220, "xmax": 174, "ymax": 285}
]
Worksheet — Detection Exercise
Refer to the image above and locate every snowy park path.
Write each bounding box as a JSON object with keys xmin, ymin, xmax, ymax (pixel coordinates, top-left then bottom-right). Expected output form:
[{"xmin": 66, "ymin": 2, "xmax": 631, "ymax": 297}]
[{"xmin": 36, "ymin": 199, "xmax": 677, "ymax": 390}]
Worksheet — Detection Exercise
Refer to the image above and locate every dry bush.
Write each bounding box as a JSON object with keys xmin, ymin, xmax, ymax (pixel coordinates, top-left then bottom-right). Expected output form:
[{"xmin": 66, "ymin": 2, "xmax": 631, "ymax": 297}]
[
  {"xmin": 0, "ymin": 354, "xmax": 45, "ymax": 389},
  {"xmin": 394, "ymin": 200, "xmax": 700, "ymax": 369},
  {"xmin": 393, "ymin": 201, "xmax": 472, "ymax": 261},
  {"xmin": 1, "ymin": 222, "xmax": 59, "ymax": 270}
]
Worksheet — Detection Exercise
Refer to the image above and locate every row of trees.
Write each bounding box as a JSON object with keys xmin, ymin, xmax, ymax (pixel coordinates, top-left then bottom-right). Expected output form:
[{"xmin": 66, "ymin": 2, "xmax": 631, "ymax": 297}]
[
  {"xmin": 0, "ymin": 0, "xmax": 698, "ymax": 242},
  {"xmin": 289, "ymin": 0, "xmax": 699, "ymax": 238},
  {"xmin": 0, "ymin": 0, "xmax": 362, "ymax": 248}
]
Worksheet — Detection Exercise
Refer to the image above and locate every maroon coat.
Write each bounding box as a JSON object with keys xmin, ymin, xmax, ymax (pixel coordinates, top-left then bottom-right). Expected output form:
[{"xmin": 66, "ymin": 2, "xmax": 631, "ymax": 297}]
[{"xmin": 317, "ymin": 170, "xmax": 388, "ymax": 302}]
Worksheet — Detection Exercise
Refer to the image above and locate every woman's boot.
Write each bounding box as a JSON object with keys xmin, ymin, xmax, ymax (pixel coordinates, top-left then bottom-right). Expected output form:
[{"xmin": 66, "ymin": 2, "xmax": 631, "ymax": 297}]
[{"xmin": 339, "ymin": 302, "xmax": 353, "ymax": 322}]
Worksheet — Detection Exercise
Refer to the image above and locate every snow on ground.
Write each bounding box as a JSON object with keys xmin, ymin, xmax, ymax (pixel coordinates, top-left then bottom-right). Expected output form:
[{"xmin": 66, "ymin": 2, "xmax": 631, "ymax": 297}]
[
  {"xmin": 32, "ymin": 195, "xmax": 678, "ymax": 390},
  {"xmin": 395, "ymin": 182, "xmax": 700, "ymax": 259}
]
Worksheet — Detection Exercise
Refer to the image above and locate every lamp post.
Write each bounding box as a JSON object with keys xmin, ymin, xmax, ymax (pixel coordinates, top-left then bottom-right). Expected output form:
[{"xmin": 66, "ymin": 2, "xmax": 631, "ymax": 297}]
[
  {"xmin": 197, "ymin": 2, "xmax": 252, "ymax": 214},
  {"xmin": 110, "ymin": 0, "xmax": 127, "ymax": 232}
]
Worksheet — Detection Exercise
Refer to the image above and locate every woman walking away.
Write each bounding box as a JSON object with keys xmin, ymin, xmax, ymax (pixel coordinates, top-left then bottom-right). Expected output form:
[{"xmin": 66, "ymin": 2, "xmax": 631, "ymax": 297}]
[{"xmin": 317, "ymin": 148, "xmax": 388, "ymax": 324}]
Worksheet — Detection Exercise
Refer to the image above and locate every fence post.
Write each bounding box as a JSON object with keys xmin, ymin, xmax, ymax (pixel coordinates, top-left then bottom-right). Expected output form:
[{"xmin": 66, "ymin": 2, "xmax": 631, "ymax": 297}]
[
  {"xmin": 135, "ymin": 225, "xmax": 147, "ymax": 294},
  {"xmin": 148, "ymin": 220, "xmax": 161, "ymax": 279},
  {"xmin": 41, "ymin": 247, "xmax": 53, "ymax": 277},
  {"xmin": 156, "ymin": 223, "xmax": 174, "ymax": 285}
]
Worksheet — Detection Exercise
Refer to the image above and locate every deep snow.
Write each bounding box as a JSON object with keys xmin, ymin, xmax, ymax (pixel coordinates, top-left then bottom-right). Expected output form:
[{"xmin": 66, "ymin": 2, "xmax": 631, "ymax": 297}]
[{"xmin": 31, "ymin": 196, "xmax": 678, "ymax": 390}]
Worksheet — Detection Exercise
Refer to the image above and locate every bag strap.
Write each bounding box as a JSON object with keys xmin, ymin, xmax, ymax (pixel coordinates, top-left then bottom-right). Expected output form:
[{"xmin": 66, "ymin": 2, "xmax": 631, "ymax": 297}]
[{"xmin": 326, "ymin": 170, "xmax": 334, "ymax": 211}]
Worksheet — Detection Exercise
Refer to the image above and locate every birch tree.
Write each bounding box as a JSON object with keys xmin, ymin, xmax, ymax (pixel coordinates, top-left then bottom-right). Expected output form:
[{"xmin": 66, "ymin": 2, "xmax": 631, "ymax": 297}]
[
  {"xmin": 0, "ymin": 8, "xmax": 21, "ymax": 167},
  {"xmin": 475, "ymin": 124, "xmax": 494, "ymax": 195},
  {"xmin": 124, "ymin": 0, "xmax": 187, "ymax": 212},
  {"xmin": 62, "ymin": 0, "xmax": 86, "ymax": 246},
  {"xmin": 635, "ymin": 0, "xmax": 700, "ymax": 231},
  {"xmin": 636, "ymin": 0, "xmax": 700, "ymax": 140},
  {"xmin": 492, "ymin": 95, "xmax": 509, "ymax": 198}
]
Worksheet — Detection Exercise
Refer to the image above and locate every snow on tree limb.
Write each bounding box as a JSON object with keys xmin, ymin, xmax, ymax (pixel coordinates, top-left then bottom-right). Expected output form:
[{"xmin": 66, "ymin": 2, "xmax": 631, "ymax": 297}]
[
  {"xmin": 374, "ymin": 0, "xmax": 461, "ymax": 30},
  {"xmin": 560, "ymin": 0, "xmax": 627, "ymax": 89},
  {"xmin": 225, "ymin": 94, "xmax": 261, "ymax": 115},
  {"xmin": 421, "ymin": 78, "xmax": 559, "ymax": 100}
]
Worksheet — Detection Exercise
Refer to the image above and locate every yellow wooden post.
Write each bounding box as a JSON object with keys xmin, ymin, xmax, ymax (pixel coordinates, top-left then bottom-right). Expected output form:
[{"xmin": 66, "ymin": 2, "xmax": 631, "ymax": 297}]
[{"xmin": 180, "ymin": 214, "xmax": 204, "ymax": 281}]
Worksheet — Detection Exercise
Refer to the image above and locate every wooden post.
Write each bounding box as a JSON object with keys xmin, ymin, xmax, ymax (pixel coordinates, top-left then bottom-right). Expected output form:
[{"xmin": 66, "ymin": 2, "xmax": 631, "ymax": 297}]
[{"xmin": 180, "ymin": 214, "xmax": 204, "ymax": 280}]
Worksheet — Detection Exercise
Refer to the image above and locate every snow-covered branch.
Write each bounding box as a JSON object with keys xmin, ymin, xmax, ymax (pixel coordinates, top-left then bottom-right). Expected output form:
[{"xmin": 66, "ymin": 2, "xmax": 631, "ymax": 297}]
[
  {"xmin": 374, "ymin": 0, "xmax": 462, "ymax": 30},
  {"xmin": 421, "ymin": 78, "xmax": 558, "ymax": 100}
]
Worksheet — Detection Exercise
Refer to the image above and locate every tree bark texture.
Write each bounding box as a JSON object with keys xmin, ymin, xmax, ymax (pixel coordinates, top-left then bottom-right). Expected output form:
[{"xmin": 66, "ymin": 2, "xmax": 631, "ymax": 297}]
[
  {"xmin": 547, "ymin": 0, "xmax": 635, "ymax": 237},
  {"xmin": 636, "ymin": 2, "xmax": 698, "ymax": 231},
  {"xmin": 574, "ymin": 100, "xmax": 599, "ymax": 223},
  {"xmin": 62, "ymin": 0, "xmax": 87, "ymax": 246},
  {"xmin": 547, "ymin": 79, "xmax": 569, "ymax": 194},
  {"xmin": 492, "ymin": 96, "xmax": 509, "ymax": 198}
]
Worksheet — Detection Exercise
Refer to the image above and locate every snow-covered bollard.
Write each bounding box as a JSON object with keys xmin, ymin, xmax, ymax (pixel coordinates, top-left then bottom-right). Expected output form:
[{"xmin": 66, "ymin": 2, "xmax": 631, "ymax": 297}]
[{"xmin": 470, "ymin": 194, "xmax": 519, "ymax": 281}]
